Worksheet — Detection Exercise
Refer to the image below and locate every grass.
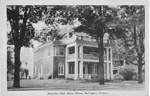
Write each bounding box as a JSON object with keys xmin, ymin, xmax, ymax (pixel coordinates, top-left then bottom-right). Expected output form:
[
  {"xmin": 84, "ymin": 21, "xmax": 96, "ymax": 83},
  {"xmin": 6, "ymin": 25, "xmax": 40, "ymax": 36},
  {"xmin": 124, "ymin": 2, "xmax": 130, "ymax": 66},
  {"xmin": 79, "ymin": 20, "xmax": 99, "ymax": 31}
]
[{"xmin": 7, "ymin": 79, "xmax": 145, "ymax": 91}]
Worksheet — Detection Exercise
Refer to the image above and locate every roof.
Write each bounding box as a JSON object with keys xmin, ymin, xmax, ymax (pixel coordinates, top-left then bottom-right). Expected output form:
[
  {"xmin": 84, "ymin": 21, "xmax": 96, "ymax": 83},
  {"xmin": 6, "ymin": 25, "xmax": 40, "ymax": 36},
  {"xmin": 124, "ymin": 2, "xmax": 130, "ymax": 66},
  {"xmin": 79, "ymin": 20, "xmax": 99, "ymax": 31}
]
[{"xmin": 34, "ymin": 25, "xmax": 111, "ymax": 51}]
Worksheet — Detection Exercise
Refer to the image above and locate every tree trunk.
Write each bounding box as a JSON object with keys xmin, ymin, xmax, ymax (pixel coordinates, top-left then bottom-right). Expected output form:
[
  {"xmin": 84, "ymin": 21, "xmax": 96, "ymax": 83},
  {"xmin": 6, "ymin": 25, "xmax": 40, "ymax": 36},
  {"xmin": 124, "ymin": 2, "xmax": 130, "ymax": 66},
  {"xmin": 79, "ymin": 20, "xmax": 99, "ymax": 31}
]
[
  {"xmin": 13, "ymin": 43, "xmax": 21, "ymax": 88},
  {"xmin": 138, "ymin": 64, "xmax": 143, "ymax": 84},
  {"xmin": 98, "ymin": 37, "xmax": 105, "ymax": 85},
  {"xmin": 98, "ymin": 60, "xmax": 104, "ymax": 85}
]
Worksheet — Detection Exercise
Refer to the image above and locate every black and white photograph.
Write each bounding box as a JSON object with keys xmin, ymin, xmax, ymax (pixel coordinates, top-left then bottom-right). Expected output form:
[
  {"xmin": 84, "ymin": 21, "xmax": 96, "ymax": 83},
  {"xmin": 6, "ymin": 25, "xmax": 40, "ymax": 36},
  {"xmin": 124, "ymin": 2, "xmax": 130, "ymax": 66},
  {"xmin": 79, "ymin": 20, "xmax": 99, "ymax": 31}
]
[{"xmin": 0, "ymin": 0, "xmax": 149, "ymax": 96}]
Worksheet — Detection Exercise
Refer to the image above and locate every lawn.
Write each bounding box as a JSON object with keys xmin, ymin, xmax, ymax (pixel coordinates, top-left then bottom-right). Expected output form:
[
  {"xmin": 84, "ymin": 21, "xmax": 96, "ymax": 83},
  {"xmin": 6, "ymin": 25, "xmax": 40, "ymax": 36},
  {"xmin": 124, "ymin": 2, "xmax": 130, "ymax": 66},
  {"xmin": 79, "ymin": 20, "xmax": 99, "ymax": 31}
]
[{"xmin": 7, "ymin": 79, "xmax": 145, "ymax": 91}]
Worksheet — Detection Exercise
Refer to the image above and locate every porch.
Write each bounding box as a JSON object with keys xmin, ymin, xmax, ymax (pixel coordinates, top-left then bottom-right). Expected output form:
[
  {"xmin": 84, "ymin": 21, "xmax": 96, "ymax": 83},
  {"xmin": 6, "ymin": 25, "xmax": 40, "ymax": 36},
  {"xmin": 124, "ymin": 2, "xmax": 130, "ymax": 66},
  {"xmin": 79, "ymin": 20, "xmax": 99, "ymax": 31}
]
[
  {"xmin": 65, "ymin": 42, "xmax": 113, "ymax": 80},
  {"xmin": 66, "ymin": 62, "xmax": 108, "ymax": 80}
]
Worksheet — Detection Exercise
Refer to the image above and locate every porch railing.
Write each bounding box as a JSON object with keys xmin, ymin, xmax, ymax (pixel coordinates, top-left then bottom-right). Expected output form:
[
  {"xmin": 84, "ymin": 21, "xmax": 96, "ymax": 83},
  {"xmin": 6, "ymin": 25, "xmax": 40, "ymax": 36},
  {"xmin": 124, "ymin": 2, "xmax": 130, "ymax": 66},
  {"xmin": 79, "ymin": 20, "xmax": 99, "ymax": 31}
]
[
  {"xmin": 67, "ymin": 54, "xmax": 75, "ymax": 60},
  {"xmin": 83, "ymin": 54, "xmax": 98, "ymax": 60},
  {"xmin": 78, "ymin": 74, "xmax": 91, "ymax": 79}
]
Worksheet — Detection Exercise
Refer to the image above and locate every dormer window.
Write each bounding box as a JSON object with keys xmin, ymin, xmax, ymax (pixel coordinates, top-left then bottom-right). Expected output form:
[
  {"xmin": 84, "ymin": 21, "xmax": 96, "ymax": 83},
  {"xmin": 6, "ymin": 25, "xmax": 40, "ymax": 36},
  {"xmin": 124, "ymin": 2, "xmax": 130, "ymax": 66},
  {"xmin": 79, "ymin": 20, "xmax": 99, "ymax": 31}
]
[{"xmin": 69, "ymin": 32, "xmax": 73, "ymax": 38}]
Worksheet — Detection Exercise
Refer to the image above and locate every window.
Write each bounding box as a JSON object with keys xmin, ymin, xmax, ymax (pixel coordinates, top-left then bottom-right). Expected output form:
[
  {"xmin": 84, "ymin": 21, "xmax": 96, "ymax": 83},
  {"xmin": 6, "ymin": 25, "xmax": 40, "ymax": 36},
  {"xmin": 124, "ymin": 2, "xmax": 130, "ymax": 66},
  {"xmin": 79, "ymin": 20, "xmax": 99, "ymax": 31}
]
[
  {"xmin": 68, "ymin": 46, "xmax": 75, "ymax": 54},
  {"xmin": 104, "ymin": 48, "xmax": 106, "ymax": 60},
  {"xmin": 83, "ymin": 46, "xmax": 98, "ymax": 54},
  {"xmin": 58, "ymin": 63, "xmax": 64, "ymax": 75},
  {"xmin": 92, "ymin": 64, "xmax": 97, "ymax": 74},
  {"xmin": 68, "ymin": 62, "xmax": 74, "ymax": 74},
  {"xmin": 56, "ymin": 47, "xmax": 65, "ymax": 56},
  {"xmin": 83, "ymin": 66, "xmax": 85, "ymax": 74}
]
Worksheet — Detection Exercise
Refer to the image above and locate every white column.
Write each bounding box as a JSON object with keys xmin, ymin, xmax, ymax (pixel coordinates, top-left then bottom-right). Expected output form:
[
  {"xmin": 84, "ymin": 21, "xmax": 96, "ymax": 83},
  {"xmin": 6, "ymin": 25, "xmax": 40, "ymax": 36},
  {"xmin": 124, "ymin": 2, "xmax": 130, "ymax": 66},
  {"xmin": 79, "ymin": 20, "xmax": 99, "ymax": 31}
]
[
  {"xmin": 123, "ymin": 59, "xmax": 126, "ymax": 67},
  {"xmin": 74, "ymin": 43, "xmax": 78, "ymax": 80},
  {"xmin": 110, "ymin": 47, "xmax": 113, "ymax": 79},
  {"xmin": 41, "ymin": 65, "xmax": 43, "ymax": 75},
  {"xmin": 65, "ymin": 47, "xmax": 68, "ymax": 79},
  {"xmin": 80, "ymin": 45, "xmax": 83, "ymax": 79},
  {"xmin": 106, "ymin": 48, "xmax": 110, "ymax": 80}
]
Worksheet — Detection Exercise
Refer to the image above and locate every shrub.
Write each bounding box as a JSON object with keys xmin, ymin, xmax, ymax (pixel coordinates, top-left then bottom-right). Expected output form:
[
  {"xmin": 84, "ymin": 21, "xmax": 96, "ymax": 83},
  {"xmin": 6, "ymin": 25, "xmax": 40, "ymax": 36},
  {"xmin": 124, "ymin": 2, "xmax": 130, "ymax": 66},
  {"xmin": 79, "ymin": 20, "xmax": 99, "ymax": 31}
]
[
  {"xmin": 33, "ymin": 75, "xmax": 37, "ymax": 79},
  {"xmin": 132, "ymin": 72, "xmax": 138, "ymax": 81},
  {"xmin": 40, "ymin": 76, "xmax": 44, "ymax": 80},
  {"xmin": 119, "ymin": 67, "xmax": 135, "ymax": 80},
  {"xmin": 47, "ymin": 74, "xmax": 52, "ymax": 79},
  {"xmin": 113, "ymin": 74, "xmax": 124, "ymax": 81}
]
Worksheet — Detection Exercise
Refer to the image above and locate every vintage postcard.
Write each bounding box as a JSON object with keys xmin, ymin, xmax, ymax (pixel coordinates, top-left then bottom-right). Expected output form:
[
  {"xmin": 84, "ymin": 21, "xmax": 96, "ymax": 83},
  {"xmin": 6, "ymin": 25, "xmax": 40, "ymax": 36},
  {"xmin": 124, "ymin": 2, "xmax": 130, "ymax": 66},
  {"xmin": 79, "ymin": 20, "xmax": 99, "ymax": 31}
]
[{"xmin": 0, "ymin": 0, "xmax": 149, "ymax": 96}]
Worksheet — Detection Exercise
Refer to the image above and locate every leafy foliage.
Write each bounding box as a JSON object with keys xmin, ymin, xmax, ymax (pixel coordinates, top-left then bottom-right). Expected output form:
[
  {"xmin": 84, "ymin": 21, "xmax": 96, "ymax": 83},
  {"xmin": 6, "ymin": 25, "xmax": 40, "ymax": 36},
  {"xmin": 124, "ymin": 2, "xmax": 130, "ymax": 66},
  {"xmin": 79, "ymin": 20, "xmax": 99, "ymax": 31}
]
[
  {"xmin": 7, "ymin": 5, "xmax": 49, "ymax": 87},
  {"xmin": 119, "ymin": 6, "xmax": 145, "ymax": 66},
  {"xmin": 7, "ymin": 5, "xmax": 76, "ymax": 87},
  {"xmin": 113, "ymin": 74, "xmax": 124, "ymax": 81},
  {"xmin": 33, "ymin": 25, "xmax": 65, "ymax": 43},
  {"xmin": 7, "ymin": 6, "xmax": 36, "ymax": 47},
  {"xmin": 7, "ymin": 47, "xmax": 14, "ymax": 74},
  {"xmin": 119, "ymin": 67, "xmax": 135, "ymax": 80},
  {"xmin": 66, "ymin": 5, "xmax": 128, "ymax": 84}
]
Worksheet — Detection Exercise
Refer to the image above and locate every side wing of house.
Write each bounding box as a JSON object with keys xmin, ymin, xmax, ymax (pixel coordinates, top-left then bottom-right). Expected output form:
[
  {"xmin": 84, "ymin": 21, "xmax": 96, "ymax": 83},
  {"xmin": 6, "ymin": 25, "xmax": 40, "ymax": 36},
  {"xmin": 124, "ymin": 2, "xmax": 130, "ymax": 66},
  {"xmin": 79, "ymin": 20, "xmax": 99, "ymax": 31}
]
[{"xmin": 34, "ymin": 43, "xmax": 54, "ymax": 79}]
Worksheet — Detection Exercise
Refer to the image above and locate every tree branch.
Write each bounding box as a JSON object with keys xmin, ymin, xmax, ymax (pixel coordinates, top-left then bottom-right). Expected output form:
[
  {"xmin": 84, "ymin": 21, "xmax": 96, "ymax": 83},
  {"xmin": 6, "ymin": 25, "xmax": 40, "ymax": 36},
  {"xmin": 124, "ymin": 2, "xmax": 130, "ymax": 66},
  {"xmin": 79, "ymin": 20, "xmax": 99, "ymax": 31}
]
[{"xmin": 133, "ymin": 26, "xmax": 139, "ymax": 54}]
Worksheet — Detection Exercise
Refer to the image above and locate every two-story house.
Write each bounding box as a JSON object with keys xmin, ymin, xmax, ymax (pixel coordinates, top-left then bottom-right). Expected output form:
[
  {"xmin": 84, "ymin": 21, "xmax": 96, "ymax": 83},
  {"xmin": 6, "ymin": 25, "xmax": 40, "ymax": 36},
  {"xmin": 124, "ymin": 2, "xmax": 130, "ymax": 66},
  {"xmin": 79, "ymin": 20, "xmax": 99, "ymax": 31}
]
[{"xmin": 34, "ymin": 28, "xmax": 113, "ymax": 80}]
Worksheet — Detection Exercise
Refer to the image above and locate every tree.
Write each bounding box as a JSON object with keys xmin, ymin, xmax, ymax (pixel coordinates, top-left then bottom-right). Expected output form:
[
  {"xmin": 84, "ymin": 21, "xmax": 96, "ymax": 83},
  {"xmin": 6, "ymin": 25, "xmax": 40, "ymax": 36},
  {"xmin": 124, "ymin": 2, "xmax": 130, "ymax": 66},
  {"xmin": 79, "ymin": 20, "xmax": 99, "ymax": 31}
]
[
  {"xmin": 36, "ymin": 6, "xmax": 76, "ymax": 43},
  {"xmin": 34, "ymin": 25, "xmax": 65, "ymax": 43},
  {"xmin": 7, "ymin": 5, "xmax": 72, "ymax": 87},
  {"xmin": 69, "ymin": 6, "xmax": 127, "ymax": 85},
  {"xmin": 7, "ymin": 5, "xmax": 48, "ymax": 87},
  {"xmin": 119, "ymin": 6, "xmax": 145, "ymax": 83}
]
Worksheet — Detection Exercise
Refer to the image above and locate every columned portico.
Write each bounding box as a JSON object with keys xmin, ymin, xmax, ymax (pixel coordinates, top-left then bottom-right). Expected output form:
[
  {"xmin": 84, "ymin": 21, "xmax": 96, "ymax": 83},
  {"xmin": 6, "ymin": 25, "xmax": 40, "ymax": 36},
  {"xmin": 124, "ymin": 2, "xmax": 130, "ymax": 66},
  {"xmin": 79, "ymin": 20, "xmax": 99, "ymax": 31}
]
[{"xmin": 65, "ymin": 42, "xmax": 113, "ymax": 80}]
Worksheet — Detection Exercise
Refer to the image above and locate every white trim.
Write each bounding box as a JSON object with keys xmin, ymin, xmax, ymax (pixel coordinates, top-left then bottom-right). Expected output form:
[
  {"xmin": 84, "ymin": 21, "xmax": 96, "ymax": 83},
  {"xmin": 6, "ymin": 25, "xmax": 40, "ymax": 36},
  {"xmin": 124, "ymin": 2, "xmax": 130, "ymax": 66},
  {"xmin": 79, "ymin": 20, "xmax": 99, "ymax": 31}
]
[
  {"xmin": 34, "ymin": 66, "xmax": 37, "ymax": 75},
  {"xmin": 66, "ymin": 42, "xmax": 76, "ymax": 48},
  {"xmin": 67, "ymin": 59, "xmax": 76, "ymax": 62}
]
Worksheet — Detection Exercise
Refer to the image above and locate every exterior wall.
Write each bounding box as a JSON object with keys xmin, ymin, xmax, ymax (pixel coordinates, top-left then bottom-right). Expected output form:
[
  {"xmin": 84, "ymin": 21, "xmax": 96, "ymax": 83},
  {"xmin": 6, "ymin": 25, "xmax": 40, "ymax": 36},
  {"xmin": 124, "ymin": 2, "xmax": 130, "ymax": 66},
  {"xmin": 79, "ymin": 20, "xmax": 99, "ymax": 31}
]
[
  {"xmin": 34, "ymin": 43, "xmax": 54, "ymax": 79},
  {"xmin": 53, "ymin": 57, "xmax": 65, "ymax": 78},
  {"xmin": 34, "ymin": 57, "xmax": 54, "ymax": 79},
  {"xmin": 33, "ymin": 33, "xmax": 113, "ymax": 80},
  {"xmin": 20, "ymin": 47, "xmax": 34, "ymax": 78}
]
